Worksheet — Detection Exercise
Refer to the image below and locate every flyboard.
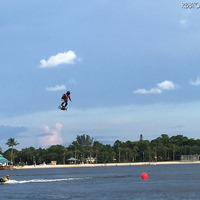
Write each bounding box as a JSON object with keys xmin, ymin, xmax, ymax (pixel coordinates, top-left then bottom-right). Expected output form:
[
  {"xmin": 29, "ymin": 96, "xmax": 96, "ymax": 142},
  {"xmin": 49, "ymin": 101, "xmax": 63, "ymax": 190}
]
[{"xmin": 58, "ymin": 105, "xmax": 68, "ymax": 111}]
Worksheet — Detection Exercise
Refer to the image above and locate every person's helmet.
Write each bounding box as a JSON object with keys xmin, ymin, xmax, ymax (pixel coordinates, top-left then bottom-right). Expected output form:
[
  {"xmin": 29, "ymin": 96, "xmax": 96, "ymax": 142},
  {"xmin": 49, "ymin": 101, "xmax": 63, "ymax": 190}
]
[
  {"xmin": 6, "ymin": 175, "xmax": 10, "ymax": 178},
  {"xmin": 66, "ymin": 91, "xmax": 70, "ymax": 95}
]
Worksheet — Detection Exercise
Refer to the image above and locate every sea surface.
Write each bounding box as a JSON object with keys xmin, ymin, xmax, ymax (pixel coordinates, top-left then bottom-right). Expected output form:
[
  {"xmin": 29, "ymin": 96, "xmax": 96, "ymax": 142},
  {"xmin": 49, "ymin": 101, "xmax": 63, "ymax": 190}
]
[{"xmin": 0, "ymin": 164, "xmax": 200, "ymax": 200}]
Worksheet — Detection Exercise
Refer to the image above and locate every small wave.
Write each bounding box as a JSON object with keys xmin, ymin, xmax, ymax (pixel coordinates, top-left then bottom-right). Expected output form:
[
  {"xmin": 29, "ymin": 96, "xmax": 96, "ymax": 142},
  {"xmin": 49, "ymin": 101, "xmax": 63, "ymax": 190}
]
[{"xmin": 3, "ymin": 177, "xmax": 91, "ymax": 184}]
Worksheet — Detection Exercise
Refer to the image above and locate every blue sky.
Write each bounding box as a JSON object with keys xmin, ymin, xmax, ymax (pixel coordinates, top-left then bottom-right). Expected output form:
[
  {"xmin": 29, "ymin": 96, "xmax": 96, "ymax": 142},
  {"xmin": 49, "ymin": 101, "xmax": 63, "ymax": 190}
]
[{"xmin": 1, "ymin": 0, "xmax": 200, "ymax": 151}]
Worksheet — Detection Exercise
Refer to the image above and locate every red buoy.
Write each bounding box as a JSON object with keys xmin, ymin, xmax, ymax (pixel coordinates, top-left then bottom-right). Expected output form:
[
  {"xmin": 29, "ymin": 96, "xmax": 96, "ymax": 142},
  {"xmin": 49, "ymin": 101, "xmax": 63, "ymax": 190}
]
[{"xmin": 141, "ymin": 172, "xmax": 148, "ymax": 179}]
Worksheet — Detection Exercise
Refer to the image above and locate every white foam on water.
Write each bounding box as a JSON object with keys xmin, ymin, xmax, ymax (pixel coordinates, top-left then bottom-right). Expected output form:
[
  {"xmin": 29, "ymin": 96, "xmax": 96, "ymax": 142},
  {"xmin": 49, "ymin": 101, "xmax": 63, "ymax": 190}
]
[{"xmin": 3, "ymin": 177, "xmax": 91, "ymax": 184}]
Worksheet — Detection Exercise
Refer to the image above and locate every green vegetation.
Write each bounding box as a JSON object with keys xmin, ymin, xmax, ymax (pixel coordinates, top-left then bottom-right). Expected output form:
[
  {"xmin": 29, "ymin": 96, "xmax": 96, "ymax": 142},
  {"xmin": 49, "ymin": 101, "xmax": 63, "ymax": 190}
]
[
  {"xmin": 1, "ymin": 134, "xmax": 200, "ymax": 165},
  {"xmin": 5, "ymin": 138, "xmax": 19, "ymax": 164}
]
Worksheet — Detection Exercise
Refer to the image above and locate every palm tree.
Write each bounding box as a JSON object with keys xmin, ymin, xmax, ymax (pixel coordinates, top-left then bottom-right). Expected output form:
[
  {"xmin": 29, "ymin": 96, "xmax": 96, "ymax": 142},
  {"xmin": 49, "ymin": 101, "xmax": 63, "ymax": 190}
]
[
  {"xmin": 5, "ymin": 138, "xmax": 19, "ymax": 164},
  {"xmin": 76, "ymin": 134, "xmax": 94, "ymax": 148},
  {"xmin": 93, "ymin": 141, "xmax": 103, "ymax": 163}
]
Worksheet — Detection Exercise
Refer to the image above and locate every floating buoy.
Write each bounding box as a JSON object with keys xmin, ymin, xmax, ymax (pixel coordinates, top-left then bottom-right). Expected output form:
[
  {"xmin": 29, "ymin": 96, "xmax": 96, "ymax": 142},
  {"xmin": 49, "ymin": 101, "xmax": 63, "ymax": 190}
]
[{"xmin": 141, "ymin": 172, "xmax": 148, "ymax": 179}]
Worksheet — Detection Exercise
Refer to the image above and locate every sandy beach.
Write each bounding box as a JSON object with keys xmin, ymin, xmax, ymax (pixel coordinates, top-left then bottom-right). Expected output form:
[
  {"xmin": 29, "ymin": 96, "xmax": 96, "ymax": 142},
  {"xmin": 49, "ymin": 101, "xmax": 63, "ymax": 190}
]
[{"xmin": 14, "ymin": 161, "xmax": 200, "ymax": 169}]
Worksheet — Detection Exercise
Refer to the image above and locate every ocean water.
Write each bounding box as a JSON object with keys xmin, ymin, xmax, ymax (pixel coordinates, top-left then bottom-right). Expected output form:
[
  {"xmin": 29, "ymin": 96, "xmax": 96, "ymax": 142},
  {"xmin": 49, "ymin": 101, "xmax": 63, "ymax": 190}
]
[{"xmin": 0, "ymin": 164, "xmax": 200, "ymax": 200}]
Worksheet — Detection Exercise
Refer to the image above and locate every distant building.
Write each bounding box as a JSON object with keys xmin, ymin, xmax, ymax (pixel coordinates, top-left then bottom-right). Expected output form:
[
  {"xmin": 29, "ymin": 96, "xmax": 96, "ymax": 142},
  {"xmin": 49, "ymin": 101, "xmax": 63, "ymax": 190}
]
[
  {"xmin": 181, "ymin": 155, "xmax": 199, "ymax": 162},
  {"xmin": 85, "ymin": 157, "xmax": 96, "ymax": 164},
  {"xmin": 50, "ymin": 161, "xmax": 57, "ymax": 165},
  {"xmin": 0, "ymin": 154, "xmax": 10, "ymax": 170}
]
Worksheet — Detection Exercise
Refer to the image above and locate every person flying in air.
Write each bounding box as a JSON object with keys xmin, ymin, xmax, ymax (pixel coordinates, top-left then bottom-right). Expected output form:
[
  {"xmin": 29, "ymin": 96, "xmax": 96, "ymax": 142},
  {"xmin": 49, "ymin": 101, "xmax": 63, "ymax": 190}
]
[{"xmin": 61, "ymin": 91, "xmax": 72, "ymax": 108}]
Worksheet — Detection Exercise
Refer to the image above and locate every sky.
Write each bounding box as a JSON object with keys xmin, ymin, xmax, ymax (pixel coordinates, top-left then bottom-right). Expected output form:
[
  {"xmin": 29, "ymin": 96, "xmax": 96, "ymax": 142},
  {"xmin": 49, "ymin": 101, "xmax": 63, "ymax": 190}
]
[{"xmin": 1, "ymin": 0, "xmax": 200, "ymax": 151}]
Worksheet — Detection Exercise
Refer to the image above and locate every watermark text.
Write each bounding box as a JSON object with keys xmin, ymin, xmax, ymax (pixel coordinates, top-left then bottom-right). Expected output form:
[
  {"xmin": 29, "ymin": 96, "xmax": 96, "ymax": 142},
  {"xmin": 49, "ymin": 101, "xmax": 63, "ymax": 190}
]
[{"xmin": 182, "ymin": 2, "xmax": 200, "ymax": 8}]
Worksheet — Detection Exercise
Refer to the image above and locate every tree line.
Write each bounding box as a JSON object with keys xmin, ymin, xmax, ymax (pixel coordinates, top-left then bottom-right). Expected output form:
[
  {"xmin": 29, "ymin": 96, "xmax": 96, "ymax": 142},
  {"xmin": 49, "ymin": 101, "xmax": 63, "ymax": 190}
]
[{"xmin": 1, "ymin": 134, "xmax": 200, "ymax": 165}]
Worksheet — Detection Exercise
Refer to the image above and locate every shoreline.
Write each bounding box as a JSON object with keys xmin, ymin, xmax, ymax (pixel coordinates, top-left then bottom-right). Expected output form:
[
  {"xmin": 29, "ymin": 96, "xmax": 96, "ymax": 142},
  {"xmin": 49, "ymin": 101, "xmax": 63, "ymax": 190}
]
[{"xmin": 14, "ymin": 161, "xmax": 200, "ymax": 169}]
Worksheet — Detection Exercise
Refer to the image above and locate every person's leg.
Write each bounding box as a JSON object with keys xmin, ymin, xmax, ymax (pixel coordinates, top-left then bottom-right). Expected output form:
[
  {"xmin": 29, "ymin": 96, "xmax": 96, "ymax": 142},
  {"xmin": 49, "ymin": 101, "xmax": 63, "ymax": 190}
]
[
  {"xmin": 64, "ymin": 99, "xmax": 68, "ymax": 107},
  {"xmin": 61, "ymin": 99, "xmax": 65, "ymax": 106}
]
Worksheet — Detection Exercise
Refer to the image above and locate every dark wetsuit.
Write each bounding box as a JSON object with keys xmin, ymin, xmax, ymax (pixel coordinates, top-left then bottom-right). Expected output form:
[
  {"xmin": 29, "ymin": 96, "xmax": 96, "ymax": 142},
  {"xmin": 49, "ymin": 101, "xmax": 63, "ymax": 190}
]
[{"xmin": 61, "ymin": 94, "xmax": 72, "ymax": 107}]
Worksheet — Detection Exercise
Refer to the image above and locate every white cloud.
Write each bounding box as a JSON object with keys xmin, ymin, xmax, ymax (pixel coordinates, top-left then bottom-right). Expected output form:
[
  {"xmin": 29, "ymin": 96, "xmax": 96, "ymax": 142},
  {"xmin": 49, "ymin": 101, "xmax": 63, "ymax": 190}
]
[
  {"xmin": 134, "ymin": 88, "xmax": 162, "ymax": 94},
  {"xmin": 46, "ymin": 84, "xmax": 66, "ymax": 91},
  {"xmin": 69, "ymin": 79, "xmax": 76, "ymax": 85},
  {"xmin": 157, "ymin": 80, "xmax": 176, "ymax": 90},
  {"xmin": 180, "ymin": 19, "xmax": 188, "ymax": 26},
  {"xmin": 38, "ymin": 123, "xmax": 63, "ymax": 147},
  {"xmin": 40, "ymin": 51, "xmax": 78, "ymax": 68},
  {"xmin": 190, "ymin": 77, "xmax": 200, "ymax": 86},
  {"xmin": 134, "ymin": 80, "xmax": 177, "ymax": 95}
]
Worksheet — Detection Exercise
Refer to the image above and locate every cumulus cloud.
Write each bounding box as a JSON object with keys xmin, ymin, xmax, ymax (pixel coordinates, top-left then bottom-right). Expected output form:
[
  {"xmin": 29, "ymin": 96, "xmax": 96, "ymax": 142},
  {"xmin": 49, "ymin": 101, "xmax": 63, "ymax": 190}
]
[
  {"xmin": 134, "ymin": 80, "xmax": 177, "ymax": 95},
  {"xmin": 40, "ymin": 51, "xmax": 78, "ymax": 68},
  {"xmin": 157, "ymin": 80, "xmax": 176, "ymax": 90},
  {"xmin": 190, "ymin": 77, "xmax": 200, "ymax": 86},
  {"xmin": 46, "ymin": 84, "xmax": 66, "ymax": 91},
  {"xmin": 38, "ymin": 123, "xmax": 63, "ymax": 147}
]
